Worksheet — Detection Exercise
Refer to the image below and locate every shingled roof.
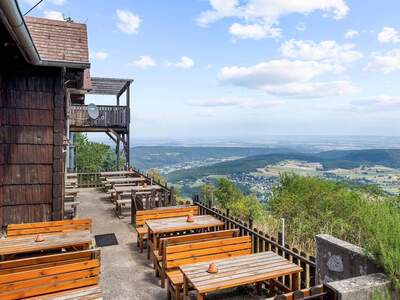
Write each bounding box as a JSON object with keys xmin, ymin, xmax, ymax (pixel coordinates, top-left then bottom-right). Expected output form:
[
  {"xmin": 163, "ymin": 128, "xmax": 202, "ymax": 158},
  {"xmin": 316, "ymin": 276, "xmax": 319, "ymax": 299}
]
[{"xmin": 25, "ymin": 16, "xmax": 89, "ymax": 65}]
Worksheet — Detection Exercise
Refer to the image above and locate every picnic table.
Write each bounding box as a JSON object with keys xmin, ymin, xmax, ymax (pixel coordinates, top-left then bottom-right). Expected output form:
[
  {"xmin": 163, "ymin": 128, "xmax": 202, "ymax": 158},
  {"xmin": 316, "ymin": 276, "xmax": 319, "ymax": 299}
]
[
  {"xmin": 114, "ymin": 184, "xmax": 162, "ymax": 200},
  {"xmin": 145, "ymin": 215, "xmax": 224, "ymax": 254},
  {"xmin": 100, "ymin": 171, "xmax": 135, "ymax": 177},
  {"xmin": 106, "ymin": 177, "xmax": 146, "ymax": 189},
  {"xmin": 180, "ymin": 251, "xmax": 303, "ymax": 300},
  {"xmin": 0, "ymin": 230, "xmax": 92, "ymax": 259}
]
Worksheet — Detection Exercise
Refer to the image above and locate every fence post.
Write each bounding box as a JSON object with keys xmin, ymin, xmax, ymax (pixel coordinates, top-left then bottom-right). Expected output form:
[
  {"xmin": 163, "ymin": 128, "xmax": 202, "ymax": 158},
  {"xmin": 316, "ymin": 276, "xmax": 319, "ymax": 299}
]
[
  {"xmin": 226, "ymin": 208, "xmax": 230, "ymax": 217},
  {"xmin": 249, "ymin": 218, "xmax": 253, "ymax": 230},
  {"xmin": 208, "ymin": 199, "xmax": 212, "ymax": 208}
]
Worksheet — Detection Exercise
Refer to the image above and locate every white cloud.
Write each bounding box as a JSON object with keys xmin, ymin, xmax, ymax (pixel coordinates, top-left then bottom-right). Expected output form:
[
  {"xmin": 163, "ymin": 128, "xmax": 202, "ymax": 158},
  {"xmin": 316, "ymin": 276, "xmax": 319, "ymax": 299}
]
[
  {"xmin": 189, "ymin": 97, "xmax": 284, "ymax": 109},
  {"xmin": 116, "ymin": 9, "xmax": 141, "ymax": 34},
  {"xmin": 378, "ymin": 27, "xmax": 400, "ymax": 44},
  {"xmin": 263, "ymin": 80, "xmax": 357, "ymax": 98},
  {"xmin": 345, "ymin": 29, "xmax": 359, "ymax": 39},
  {"xmin": 364, "ymin": 49, "xmax": 400, "ymax": 73},
  {"xmin": 91, "ymin": 51, "xmax": 109, "ymax": 60},
  {"xmin": 133, "ymin": 56, "xmax": 157, "ymax": 69},
  {"xmin": 350, "ymin": 95, "xmax": 400, "ymax": 111},
  {"xmin": 219, "ymin": 59, "xmax": 356, "ymax": 98},
  {"xmin": 229, "ymin": 23, "xmax": 281, "ymax": 40},
  {"xmin": 168, "ymin": 56, "xmax": 194, "ymax": 69},
  {"xmin": 220, "ymin": 59, "xmax": 340, "ymax": 86},
  {"xmin": 197, "ymin": 0, "xmax": 349, "ymax": 39},
  {"xmin": 43, "ymin": 10, "xmax": 64, "ymax": 21},
  {"xmin": 280, "ymin": 39, "xmax": 363, "ymax": 66}
]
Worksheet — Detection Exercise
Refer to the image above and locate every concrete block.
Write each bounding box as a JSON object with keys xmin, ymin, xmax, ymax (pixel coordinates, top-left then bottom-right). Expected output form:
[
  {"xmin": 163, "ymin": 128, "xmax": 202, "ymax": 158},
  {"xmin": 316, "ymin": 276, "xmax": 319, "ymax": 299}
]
[
  {"xmin": 326, "ymin": 273, "xmax": 398, "ymax": 300},
  {"xmin": 316, "ymin": 234, "xmax": 382, "ymax": 283}
]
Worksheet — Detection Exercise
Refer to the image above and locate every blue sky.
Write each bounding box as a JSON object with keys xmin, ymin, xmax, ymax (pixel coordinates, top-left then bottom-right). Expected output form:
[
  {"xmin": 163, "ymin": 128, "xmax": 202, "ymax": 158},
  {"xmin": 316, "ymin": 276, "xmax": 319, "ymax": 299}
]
[{"xmin": 19, "ymin": 0, "xmax": 400, "ymax": 141}]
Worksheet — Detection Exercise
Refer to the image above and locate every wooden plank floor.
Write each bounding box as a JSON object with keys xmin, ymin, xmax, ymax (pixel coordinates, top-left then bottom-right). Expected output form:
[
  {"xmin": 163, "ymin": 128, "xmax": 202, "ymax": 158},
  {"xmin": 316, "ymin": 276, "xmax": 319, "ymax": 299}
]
[{"xmin": 77, "ymin": 189, "xmax": 266, "ymax": 300}]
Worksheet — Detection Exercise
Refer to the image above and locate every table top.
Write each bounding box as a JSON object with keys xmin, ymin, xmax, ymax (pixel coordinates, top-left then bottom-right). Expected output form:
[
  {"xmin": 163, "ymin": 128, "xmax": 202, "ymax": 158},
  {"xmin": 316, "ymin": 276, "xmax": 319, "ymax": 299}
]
[
  {"xmin": 100, "ymin": 171, "xmax": 135, "ymax": 176},
  {"xmin": 0, "ymin": 230, "xmax": 92, "ymax": 256},
  {"xmin": 145, "ymin": 215, "xmax": 224, "ymax": 234},
  {"xmin": 106, "ymin": 177, "xmax": 145, "ymax": 183},
  {"xmin": 180, "ymin": 251, "xmax": 303, "ymax": 294},
  {"xmin": 114, "ymin": 185, "xmax": 162, "ymax": 193}
]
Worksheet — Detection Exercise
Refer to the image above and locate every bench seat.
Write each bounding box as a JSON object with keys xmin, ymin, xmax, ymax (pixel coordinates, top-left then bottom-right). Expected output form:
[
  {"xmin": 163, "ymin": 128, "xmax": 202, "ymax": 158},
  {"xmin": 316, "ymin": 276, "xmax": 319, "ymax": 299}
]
[
  {"xmin": 0, "ymin": 249, "xmax": 101, "ymax": 300},
  {"xmin": 24, "ymin": 285, "xmax": 102, "ymax": 300},
  {"xmin": 164, "ymin": 236, "xmax": 252, "ymax": 300},
  {"xmin": 135, "ymin": 227, "xmax": 148, "ymax": 253},
  {"xmin": 134, "ymin": 206, "xmax": 199, "ymax": 253}
]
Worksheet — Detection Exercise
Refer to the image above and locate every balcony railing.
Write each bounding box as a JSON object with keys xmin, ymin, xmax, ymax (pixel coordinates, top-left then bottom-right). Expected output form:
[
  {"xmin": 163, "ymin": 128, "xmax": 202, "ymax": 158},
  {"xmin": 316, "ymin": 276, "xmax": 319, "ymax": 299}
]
[{"xmin": 70, "ymin": 105, "xmax": 127, "ymax": 129}]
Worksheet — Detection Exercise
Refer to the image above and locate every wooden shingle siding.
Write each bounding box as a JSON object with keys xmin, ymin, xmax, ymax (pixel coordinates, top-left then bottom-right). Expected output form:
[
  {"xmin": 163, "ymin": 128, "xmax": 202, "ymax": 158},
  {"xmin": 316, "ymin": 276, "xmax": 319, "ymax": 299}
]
[
  {"xmin": 1, "ymin": 126, "xmax": 54, "ymax": 144},
  {"xmin": 1, "ymin": 185, "xmax": 53, "ymax": 206},
  {"xmin": 2, "ymin": 109, "xmax": 54, "ymax": 126},
  {"xmin": 0, "ymin": 165, "xmax": 52, "ymax": 185},
  {"xmin": 0, "ymin": 66, "xmax": 65, "ymax": 226}
]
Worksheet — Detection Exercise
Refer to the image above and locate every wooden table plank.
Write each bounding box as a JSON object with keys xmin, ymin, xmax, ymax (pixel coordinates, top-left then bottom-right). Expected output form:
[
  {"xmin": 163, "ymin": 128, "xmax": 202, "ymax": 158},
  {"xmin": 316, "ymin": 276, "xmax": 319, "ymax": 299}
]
[
  {"xmin": 0, "ymin": 230, "xmax": 92, "ymax": 257},
  {"xmin": 180, "ymin": 251, "xmax": 303, "ymax": 296},
  {"xmin": 145, "ymin": 215, "xmax": 224, "ymax": 234},
  {"xmin": 145, "ymin": 215, "xmax": 225, "ymax": 258},
  {"xmin": 106, "ymin": 177, "xmax": 145, "ymax": 184}
]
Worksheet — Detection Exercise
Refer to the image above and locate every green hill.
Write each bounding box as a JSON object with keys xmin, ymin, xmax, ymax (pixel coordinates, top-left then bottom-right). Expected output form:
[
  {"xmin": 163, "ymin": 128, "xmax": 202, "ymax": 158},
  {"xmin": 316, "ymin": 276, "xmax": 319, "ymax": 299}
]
[{"xmin": 166, "ymin": 149, "xmax": 400, "ymax": 182}]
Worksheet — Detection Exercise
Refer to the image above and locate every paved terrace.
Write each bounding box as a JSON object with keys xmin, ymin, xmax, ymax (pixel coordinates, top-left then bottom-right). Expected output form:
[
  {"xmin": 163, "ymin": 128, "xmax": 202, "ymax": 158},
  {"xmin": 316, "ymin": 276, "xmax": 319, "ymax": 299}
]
[{"xmin": 78, "ymin": 188, "xmax": 264, "ymax": 300}]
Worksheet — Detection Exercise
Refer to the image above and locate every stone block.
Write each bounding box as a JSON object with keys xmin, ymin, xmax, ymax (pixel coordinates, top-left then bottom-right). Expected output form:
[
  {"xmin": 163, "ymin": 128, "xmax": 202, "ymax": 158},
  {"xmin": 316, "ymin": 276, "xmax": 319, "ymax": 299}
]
[
  {"xmin": 326, "ymin": 273, "xmax": 398, "ymax": 300},
  {"xmin": 316, "ymin": 234, "xmax": 382, "ymax": 284}
]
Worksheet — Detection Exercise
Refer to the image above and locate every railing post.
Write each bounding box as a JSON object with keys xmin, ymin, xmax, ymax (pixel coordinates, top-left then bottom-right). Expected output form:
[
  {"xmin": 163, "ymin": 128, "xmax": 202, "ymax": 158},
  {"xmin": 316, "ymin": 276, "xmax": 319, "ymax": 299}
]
[{"xmin": 249, "ymin": 218, "xmax": 253, "ymax": 230}]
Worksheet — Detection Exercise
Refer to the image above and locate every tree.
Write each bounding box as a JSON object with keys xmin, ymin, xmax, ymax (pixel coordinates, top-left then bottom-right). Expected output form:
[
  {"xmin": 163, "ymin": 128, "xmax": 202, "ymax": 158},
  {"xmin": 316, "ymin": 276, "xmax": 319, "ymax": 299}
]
[
  {"xmin": 213, "ymin": 178, "xmax": 263, "ymax": 222},
  {"xmin": 147, "ymin": 169, "xmax": 167, "ymax": 185},
  {"xmin": 75, "ymin": 133, "xmax": 124, "ymax": 172},
  {"xmin": 199, "ymin": 184, "xmax": 216, "ymax": 203}
]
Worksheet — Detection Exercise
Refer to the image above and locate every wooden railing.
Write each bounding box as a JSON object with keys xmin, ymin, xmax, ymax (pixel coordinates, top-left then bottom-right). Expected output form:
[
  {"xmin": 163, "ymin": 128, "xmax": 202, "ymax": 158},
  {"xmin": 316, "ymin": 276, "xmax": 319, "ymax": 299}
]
[
  {"xmin": 193, "ymin": 196, "xmax": 317, "ymax": 291},
  {"xmin": 76, "ymin": 173, "xmax": 103, "ymax": 188},
  {"xmin": 70, "ymin": 105, "xmax": 127, "ymax": 128}
]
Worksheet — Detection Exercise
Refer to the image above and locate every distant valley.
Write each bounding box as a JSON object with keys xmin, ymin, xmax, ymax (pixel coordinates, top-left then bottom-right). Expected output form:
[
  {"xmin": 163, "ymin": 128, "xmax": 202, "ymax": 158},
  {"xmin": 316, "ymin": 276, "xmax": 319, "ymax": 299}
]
[{"xmin": 130, "ymin": 146, "xmax": 400, "ymax": 199}]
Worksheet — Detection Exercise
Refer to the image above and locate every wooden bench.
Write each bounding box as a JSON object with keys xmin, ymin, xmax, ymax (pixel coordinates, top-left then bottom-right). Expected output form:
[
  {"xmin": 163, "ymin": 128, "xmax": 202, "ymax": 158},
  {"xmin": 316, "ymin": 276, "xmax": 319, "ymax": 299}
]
[
  {"xmin": 154, "ymin": 229, "xmax": 239, "ymax": 287},
  {"xmin": 64, "ymin": 201, "xmax": 80, "ymax": 219},
  {"xmin": 0, "ymin": 249, "xmax": 102, "ymax": 299},
  {"xmin": 7, "ymin": 219, "xmax": 92, "ymax": 238},
  {"xmin": 164, "ymin": 236, "xmax": 252, "ymax": 300},
  {"xmin": 268, "ymin": 285, "xmax": 325, "ymax": 300},
  {"xmin": 134, "ymin": 206, "xmax": 199, "ymax": 253}
]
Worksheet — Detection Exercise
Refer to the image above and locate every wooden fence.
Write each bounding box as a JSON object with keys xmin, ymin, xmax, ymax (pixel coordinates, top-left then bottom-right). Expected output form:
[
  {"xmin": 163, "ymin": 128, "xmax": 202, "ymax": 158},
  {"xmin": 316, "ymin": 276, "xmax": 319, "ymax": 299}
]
[
  {"xmin": 76, "ymin": 173, "xmax": 103, "ymax": 188},
  {"xmin": 193, "ymin": 196, "xmax": 317, "ymax": 291}
]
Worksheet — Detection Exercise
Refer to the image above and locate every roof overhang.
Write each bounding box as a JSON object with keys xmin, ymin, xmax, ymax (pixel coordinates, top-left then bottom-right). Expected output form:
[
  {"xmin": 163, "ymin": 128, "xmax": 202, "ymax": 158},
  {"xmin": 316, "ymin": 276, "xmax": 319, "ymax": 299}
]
[
  {"xmin": 89, "ymin": 77, "xmax": 134, "ymax": 97},
  {"xmin": 0, "ymin": 0, "xmax": 89, "ymax": 69}
]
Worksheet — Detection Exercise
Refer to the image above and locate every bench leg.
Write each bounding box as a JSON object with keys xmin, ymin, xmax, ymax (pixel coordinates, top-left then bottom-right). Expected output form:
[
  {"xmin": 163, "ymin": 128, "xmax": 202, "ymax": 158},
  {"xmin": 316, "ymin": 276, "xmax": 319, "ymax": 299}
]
[
  {"xmin": 183, "ymin": 276, "xmax": 189, "ymax": 300},
  {"xmin": 160, "ymin": 268, "xmax": 166, "ymax": 288},
  {"xmin": 167, "ymin": 281, "xmax": 174, "ymax": 300},
  {"xmin": 174, "ymin": 283, "xmax": 181, "ymax": 300}
]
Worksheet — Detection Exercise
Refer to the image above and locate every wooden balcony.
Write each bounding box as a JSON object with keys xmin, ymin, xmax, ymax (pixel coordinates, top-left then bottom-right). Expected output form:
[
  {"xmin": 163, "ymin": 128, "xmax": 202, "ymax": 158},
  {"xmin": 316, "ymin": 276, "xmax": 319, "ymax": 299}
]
[{"xmin": 69, "ymin": 105, "xmax": 128, "ymax": 132}]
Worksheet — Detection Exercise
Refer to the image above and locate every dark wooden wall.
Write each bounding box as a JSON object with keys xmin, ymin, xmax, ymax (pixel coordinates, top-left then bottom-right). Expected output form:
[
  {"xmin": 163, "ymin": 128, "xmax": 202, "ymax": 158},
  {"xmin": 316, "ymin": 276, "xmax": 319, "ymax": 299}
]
[{"xmin": 0, "ymin": 66, "xmax": 65, "ymax": 226}]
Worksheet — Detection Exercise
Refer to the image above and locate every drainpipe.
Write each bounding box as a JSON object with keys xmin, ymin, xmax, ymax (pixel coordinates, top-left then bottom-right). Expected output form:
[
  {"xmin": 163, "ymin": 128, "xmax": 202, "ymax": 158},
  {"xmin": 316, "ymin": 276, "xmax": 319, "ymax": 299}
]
[{"xmin": 0, "ymin": 0, "xmax": 41, "ymax": 65}]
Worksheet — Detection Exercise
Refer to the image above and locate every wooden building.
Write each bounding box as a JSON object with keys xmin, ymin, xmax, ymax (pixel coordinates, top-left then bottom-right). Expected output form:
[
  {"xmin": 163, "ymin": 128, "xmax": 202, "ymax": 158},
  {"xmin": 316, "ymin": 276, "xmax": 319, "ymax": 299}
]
[{"xmin": 0, "ymin": 1, "xmax": 89, "ymax": 225}]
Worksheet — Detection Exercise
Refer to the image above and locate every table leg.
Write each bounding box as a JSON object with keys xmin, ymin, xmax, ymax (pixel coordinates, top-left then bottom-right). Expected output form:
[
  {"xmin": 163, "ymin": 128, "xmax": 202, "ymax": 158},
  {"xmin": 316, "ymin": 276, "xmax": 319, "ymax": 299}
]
[
  {"xmin": 183, "ymin": 276, "xmax": 189, "ymax": 300},
  {"xmin": 146, "ymin": 229, "xmax": 151, "ymax": 259},
  {"xmin": 256, "ymin": 282, "xmax": 262, "ymax": 296},
  {"xmin": 197, "ymin": 293, "xmax": 205, "ymax": 300},
  {"xmin": 292, "ymin": 272, "xmax": 300, "ymax": 291}
]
